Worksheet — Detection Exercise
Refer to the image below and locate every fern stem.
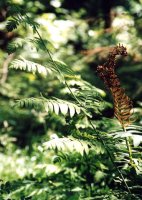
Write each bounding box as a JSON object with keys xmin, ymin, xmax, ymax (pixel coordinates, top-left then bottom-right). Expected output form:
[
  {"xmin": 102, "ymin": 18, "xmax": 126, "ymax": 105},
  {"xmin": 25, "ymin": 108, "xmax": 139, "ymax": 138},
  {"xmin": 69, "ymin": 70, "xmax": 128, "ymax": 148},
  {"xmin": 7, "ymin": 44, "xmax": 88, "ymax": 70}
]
[
  {"xmin": 89, "ymin": 120, "xmax": 131, "ymax": 194},
  {"xmin": 33, "ymin": 25, "xmax": 82, "ymax": 106},
  {"xmin": 29, "ymin": 25, "xmax": 131, "ymax": 194},
  {"xmin": 65, "ymin": 82, "xmax": 81, "ymax": 104},
  {"xmin": 67, "ymin": 87, "xmax": 131, "ymax": 193},
  {"xmin": 123, "ymin": 128, "xmax": 134, "ymax": 167}
]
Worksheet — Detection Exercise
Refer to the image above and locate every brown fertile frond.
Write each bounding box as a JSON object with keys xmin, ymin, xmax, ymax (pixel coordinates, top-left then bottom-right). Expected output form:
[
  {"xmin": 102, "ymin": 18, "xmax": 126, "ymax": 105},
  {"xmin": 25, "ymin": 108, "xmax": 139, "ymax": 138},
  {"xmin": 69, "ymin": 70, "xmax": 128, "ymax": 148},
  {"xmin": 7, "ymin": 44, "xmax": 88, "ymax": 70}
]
[{"xmin": 97, "ymin": 44, "xmax": 133, "ymax": 128}]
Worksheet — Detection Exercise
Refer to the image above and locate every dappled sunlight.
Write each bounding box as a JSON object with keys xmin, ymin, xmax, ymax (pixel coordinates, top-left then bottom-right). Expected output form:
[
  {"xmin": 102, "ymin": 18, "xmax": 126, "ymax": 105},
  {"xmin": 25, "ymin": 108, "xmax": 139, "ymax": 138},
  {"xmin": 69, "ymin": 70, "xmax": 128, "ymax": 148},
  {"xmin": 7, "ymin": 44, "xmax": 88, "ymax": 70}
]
[{"xmin": 0, "ymin": 0, "xmax": 142, "ymax": 199}]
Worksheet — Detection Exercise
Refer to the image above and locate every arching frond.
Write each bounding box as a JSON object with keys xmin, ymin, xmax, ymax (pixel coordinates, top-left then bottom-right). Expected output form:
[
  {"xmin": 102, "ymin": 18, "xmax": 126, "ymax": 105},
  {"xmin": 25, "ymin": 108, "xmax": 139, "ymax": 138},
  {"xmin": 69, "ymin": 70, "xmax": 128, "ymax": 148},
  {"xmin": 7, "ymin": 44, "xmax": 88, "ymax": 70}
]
[
  {"xmin": 67, "ymin": 79, "xmax": 105, "ymax": 115},
  {"xmin": 10, "ymin": 58, "xmax": 52, "ymax": 76},
  {"xmin": 111, "ymin": 125, "xmax": 142, "ymax": 147},
  {"xmin": 43, "ymin": 136, "xmax": 91, "ymax": 156},
  {"xmin": 75, "ymin": 131, "xmax": 105, "ymax": 154},
  {"xmin": 9, "ymin": 58, "xmax": 77, "ymax": 82},
  {"xmin": 67, "ymin": 79, "xmax": 105, "ymax": 99},
  {"xmin": 6, "ymin": 14, "xmax": 39, "ymax": 32},
  {"xmin": 46, "ymin": 59, "xmax": 77, "ymax": 83},
  {"xmin": 15, "ymin": 97, "xmax": 82, "ymax": 118}
]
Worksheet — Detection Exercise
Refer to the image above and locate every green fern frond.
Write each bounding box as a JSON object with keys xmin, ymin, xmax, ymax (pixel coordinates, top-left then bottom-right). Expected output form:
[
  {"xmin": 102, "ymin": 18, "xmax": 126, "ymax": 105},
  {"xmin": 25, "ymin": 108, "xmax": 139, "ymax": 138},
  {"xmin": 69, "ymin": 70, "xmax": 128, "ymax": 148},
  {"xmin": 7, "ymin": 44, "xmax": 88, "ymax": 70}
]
[
  {"xmin": 25, "ymin": 15, "xmax": 40, "ymax": 31},
  {"xmin": 52, "ymin": 60, "xmax": 76, "ymax": 78},
  {"xmin": 9, "ymin": 58, "xmax": 77, "ymax": 82},
  {"xmin": 43, "ymin": 136, "xmax": 91, "ymax": 156},
  {"xmin": 75, "ymin": 131, "xmax": 105, "ymax": 154},
  {"xmin": 7, "ymin": 38, "xmax": 25, "ymax": 54},
  {"xmin": 6, "ymin": 17, "xmax": 21, "ymax": 31},
  {"xmin": 7, "ymin": 37, "xmax": 54, "ymax": 54},
  {"xmin": 7, "ymin": 3, "xmax": 24, "ymax": 15},
  {"xmin": 15, "ymin": 97, "xmax": 82, "ymax": 117},
  {"xmin": 68, "ymin": 79, "xmax": 105, "ymax": 95},
  {"xmin": 6, "ymin": 14, "xmax": 39, "ymax": 32},
  {"xmin": 9, "ymin": 58, "xmax": 104, "ymax": 115},
  {"xmin": 67, "ymin": 79, "xmax": 104, "ymax": 100},
  {"xmin": 111, "ymin": 125, "xmax": 142, "ymax": 147},
  {"xmin": 15, "ymin": 97, "xmax": 43, "ymax": 110},
  {"xmin": 46, "ymin": 59, "xmax": 77, "ymax": 82},
  {"xmin": 9, "ymin": 58, "xmax": 52, "ymax": 76},
  {"xmin": 66, "ymin": 79, "xmax": 105, "ymax": 114},
  {"xmin": 30, "ymin": 37, "xmax": 55, "ymax": 52}
]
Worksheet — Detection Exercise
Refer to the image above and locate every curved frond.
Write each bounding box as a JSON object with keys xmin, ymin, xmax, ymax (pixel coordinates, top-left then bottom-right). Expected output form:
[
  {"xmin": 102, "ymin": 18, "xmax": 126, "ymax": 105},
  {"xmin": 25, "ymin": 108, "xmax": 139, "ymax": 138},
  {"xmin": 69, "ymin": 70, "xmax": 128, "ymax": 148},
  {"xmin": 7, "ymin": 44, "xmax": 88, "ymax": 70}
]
[
  {"xmin": 6, "ymin": 14, "xmax": 39, "ymax": 32},
  {"xmin": 6, "ymin": 17, "xmax": 20, "ymax": 31},
  {"xmin": 9, "ymin": 58, "xmax": 77, "ymax": 82},
  {"xmin": 52, "ymin": 60, "xmax": 76, "ymax": 78},
  {"xmin": 43, "ymin": 136, "xmax": 90, "ymax": 156},
  {"xmin": 111, "ymin": 125, "xmax": 142, "ymax": 147},
  {"xmin": 97, "ymin": 44, "xmax": 133, "ymax": 128},
  {"xmin": 46, "ymin": 59, "xmax": 77, "ymax": 82},
  {"xmin": 10, "ymin": 58, "xmax": 52, "ymax": 76},
  {"xmin": 67, "ymin": 79, "xmax": 105, "ymax": 115},
  {"xmin": 15, "ymin": 97, "xmax": 82, "ymax": 118}
]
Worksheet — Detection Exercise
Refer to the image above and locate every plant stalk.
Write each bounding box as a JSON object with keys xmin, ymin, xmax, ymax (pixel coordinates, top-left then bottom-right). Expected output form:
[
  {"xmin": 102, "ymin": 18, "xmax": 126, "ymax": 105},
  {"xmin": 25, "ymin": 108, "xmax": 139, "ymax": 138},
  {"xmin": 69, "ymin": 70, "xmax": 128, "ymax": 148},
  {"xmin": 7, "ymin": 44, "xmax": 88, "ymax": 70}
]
[{"xmin": 123, "ymin": 127, "xmax": 134, "ymax": 167}]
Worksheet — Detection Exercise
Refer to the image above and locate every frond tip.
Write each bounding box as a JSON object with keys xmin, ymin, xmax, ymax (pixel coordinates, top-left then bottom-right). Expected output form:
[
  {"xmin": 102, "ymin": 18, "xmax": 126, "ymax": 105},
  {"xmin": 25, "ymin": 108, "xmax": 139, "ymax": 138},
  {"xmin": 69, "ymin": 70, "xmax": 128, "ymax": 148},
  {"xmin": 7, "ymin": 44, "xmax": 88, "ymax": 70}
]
[{"xmin": 97, "ymin": 44, "xmax": 133, "ymax": 128}]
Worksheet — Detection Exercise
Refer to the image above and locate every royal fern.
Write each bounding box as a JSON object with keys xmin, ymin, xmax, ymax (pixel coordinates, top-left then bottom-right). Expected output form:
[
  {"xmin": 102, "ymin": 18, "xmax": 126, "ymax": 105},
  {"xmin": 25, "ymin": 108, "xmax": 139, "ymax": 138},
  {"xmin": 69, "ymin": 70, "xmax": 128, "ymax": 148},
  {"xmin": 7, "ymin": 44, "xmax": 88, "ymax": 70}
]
[
  {"xmin": 43, "ymin": 136, "xmax": 91, "ymax": 156},
  {"xmin": 10, "ymin": 58, "xmax": 52, "ymax": 76},
  {"xmin": 3, "ymin": 3, "xmax": 142, "ymax": 199},
  {"xmin": 97, "ymin": 44, "xmax": 133, "ymax": 128},
  {"xmin": 10, "ymin": 58, "xmax": 77, "ymax": 82},
  {"xmin": 15, "ymin": 97, "xmax": 82, "ymax": 118}
]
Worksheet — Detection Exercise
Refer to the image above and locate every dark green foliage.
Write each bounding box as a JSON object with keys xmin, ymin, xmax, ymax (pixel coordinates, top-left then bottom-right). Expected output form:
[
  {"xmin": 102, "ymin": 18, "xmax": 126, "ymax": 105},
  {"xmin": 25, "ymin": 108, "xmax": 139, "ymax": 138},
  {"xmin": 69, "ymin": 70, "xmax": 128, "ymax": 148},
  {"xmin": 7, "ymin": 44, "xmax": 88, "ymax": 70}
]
[
  {"xmin": 15, "ymin": 97, "xmax": 82, "ymax": 117},
  {"xmin": 6, "ymin": 14, "xmax": 39, "ymax": 32},
  {"xmin": 0, "ymin": 1, "xmax": 142, "ymax": 200}
]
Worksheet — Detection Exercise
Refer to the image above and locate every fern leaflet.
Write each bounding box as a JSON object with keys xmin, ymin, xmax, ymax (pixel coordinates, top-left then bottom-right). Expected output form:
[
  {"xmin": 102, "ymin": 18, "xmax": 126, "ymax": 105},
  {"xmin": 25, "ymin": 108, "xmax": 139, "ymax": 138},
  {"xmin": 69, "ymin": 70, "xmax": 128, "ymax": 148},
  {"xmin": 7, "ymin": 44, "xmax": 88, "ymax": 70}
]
[
  {"xmin": 15, "ymin": 97, "xmax": 82, "ymax": 117},
  {"xmin": 43, "ymin": 136, "xmax": 91, "ymax": 156},
  {"xmin": 10, "ymin": 58, "xmax": 52, "ymax": 76}
]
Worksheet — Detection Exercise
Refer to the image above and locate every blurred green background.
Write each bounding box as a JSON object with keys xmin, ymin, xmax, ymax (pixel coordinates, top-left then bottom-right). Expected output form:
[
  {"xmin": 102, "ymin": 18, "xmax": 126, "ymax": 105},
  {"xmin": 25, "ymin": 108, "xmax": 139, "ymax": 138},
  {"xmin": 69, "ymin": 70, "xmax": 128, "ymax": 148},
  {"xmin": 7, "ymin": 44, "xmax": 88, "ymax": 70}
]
[{"xmin": 0, "ymin": 0, "xmax": 142, "ymax": 199}]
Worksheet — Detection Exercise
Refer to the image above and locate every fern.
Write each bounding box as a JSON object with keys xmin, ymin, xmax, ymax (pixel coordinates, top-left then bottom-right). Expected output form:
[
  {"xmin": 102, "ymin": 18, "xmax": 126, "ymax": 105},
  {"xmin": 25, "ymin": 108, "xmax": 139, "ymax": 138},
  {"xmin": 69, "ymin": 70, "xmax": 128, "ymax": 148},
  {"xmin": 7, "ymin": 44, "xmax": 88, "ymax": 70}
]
[
  {"xmin": 6, "ymin": 14, "xmax": 39, "ymax": 32},
  {"xmin": 43, "ymin": 136, "xmax": 91, "ymax": 156},
  {"xmin": 109, "ymin": 125, "xmax": 142, "ymax": 173},
  {"xmin": 7, "ymin": 7, "xmax": 77, "ymax": 83},
  {"xmin": 7, "ymin": 38, "xmax": 25, "ymax": 54},
  {"xmin": 75, "ymin": 131, "xmax": 105, "ymax": 154},
  {"xmin": 15, "ymin": 97, "xmax": 82, "ymax": 118},
  {"xmin": 10, "ymin": 58, "xmax": 52, "ymax": 76},
  {"xmin": 66, "ymin": 79, "xmax": 105, "ymax": 116},
  {"xmin": 7, "ymin": 37, "xmax": 54, "ymax": 54},
  {"xmin": 9, "ymin": 58, "xmax": 77, "ymax": 82},
  {"xmin": 6, "ymin": 6, "xmax": 140, "ymax": 194},
  {"xmin": 97, "ymin": 44, "xmax": 133, "ymax": 128},
  {"xmin": 112, "ymin": 125, "xmax": 142, "ymax": 148},
  {"xmin": 7, "ymin": 3, "xmax": 24, "ymax": 16},
  {"xmin": 9, "ymin": 57, "xmax": 104, "ymax": 117},
  {"xmin": 6, "ymin": 17, "xmax": 20, "ymax": 32},
  {"xmin": 30, "ymin": 37, "xmax": 55, "ymax": 52},
  {"xmin": 50, "ymin": 60, "xmax": 76, "ymax": 78},
  {"xmin": 46, "ymin": 59, "xmax": 77, "ymax": 83}
]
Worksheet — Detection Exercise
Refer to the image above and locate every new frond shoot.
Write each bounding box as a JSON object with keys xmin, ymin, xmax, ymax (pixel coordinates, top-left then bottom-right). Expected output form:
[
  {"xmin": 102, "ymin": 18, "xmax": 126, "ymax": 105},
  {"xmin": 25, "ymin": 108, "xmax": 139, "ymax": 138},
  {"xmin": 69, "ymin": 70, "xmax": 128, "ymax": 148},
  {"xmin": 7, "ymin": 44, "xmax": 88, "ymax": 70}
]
[
  {"xmin": 97, "ymin": 44, "xmax": 133, "ymax": 129},
  {"xmin": 97, "ymin": 44, "xmax": 135, "ymax": 168}
]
